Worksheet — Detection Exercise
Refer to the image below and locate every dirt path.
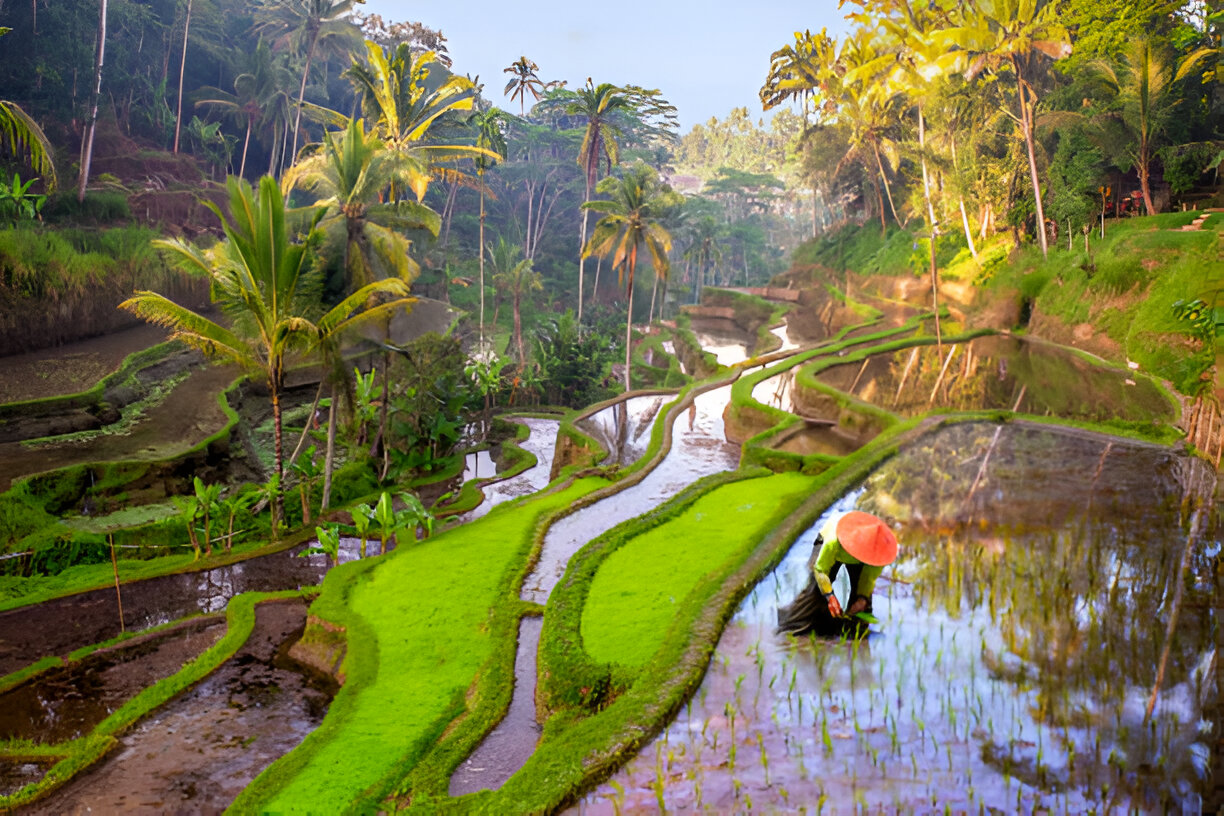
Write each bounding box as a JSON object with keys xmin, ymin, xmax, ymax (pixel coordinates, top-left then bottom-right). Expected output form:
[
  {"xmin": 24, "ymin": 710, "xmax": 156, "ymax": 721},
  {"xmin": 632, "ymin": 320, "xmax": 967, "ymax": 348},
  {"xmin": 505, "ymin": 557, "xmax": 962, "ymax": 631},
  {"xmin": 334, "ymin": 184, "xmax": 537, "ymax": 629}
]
[{"xmin": 0, "ymin": 323, "xmax": 170, "ymax": 405}]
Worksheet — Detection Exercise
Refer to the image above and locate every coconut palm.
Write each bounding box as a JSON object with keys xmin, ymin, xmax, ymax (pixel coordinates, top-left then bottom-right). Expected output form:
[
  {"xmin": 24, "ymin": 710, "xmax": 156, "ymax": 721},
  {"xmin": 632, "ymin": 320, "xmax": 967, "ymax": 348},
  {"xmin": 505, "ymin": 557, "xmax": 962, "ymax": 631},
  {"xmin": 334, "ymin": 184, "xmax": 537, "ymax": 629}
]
[
  {"xmin": 582, "ymin": 162, "xmax": 678, "ymax": 391},
  {"xmin": 195, "ymin": 40, "xmax": 290, "ymax": 179},
  {"xmin": 489, "ymin": 240, "xmax": 542, "ymax": 364},
  {"xmin": 563, "ymin": 81, "xmax": 631, "ymax": 322},
  {"xmin": 939, "ymin": 0, "xmax": 1072, "ymax": 257},
  {"xmin": 257, "ymin": 0, "xmax": 364, "ymax": 164},
  {"xmin": 121, "ymin": 175, "xmax": 414, "ymax": 520},
  {"xmin": 345, "ymin": 40, "xmax": 489, "ymax": 200},
  {"xmin": 282, "ymin": 116, "xmax": 440, "ymax": 286},
  {"xmin": 469, "ymin": 106, "xmax": 510, "ymax": 348},
  {"xmin": 503, "ymin": 56, "xmax": 544, "ymax": 116}
]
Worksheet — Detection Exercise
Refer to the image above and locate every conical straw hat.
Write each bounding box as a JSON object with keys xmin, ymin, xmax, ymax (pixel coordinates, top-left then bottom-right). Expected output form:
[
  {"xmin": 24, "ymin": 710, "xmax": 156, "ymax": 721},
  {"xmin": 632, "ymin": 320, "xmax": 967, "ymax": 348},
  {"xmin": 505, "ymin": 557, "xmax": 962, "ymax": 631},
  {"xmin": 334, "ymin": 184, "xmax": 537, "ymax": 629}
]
[{"xmin": 836, "ymin": 511, "xmax": 898, "ymax": 567}]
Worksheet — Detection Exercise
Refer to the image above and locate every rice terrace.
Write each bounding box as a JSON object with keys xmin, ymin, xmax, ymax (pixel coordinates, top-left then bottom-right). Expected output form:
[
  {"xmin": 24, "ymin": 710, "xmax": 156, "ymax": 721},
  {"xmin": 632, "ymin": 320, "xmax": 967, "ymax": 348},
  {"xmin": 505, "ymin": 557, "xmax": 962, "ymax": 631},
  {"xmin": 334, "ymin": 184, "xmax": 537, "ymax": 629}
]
[{"xmin": 1, "ymin": 0, "xmax": 1223, "ymax": 813}]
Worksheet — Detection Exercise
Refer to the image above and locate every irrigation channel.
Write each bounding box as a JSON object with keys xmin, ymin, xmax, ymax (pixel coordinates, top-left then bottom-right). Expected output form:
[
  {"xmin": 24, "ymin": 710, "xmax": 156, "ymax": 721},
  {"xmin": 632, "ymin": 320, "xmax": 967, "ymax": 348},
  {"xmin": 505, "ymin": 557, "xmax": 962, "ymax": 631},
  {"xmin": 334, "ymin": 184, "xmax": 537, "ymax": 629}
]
[{"xmin": 574, "ymin": 421, "xmax": 1219, "ymax": 813}]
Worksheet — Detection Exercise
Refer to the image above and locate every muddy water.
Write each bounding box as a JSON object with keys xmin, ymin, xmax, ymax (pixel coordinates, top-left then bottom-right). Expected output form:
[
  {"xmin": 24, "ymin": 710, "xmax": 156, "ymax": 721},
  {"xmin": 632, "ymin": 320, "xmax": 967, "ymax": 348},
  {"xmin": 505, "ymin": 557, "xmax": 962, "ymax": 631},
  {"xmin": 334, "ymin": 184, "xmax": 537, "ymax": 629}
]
[
  {"xmin": 0, "ymin": 617, "xmax": 226, "ymax": 745},
  {"xmin": 575, "ymin": 423, "xmax": 1217, "ymax": 813},
  {"xmin": 690, "ymin": 319, "xmax": 754, "ymax": 367},
  {"xmin": 577, "ymin": 396, "xmax": 667, "ymax": 467},
  {"xmin": 0, "ymin": 541, "xmax": 359, "ymax": 678},
  {"xmin": 0, "ymin": 760, "xmax": 52, "ymax": 798},
  {"xmin": 0, "ymin": 323, "xmax": 170, "ymax": 405},
  {"xmin": 459, "ymin": 419, "xmax": 560, "ymax": 523},
  {"xmin": 449, "ymin": 617, "xmax": 544, "ymax": 795},
  {"xmin": 0, "ymin": 362, "xmax": 237, "ymax": 491},
  {"xmin": 521, "ymin": 385, "xmax": 740, "ymax": 606},
  {"xmin": 820, "ymin": 334, "xmax": 1173, "ymax": 423},
  {"xmin": 30, "ymin": 600, "xmax": 335, "ymax": 815}
]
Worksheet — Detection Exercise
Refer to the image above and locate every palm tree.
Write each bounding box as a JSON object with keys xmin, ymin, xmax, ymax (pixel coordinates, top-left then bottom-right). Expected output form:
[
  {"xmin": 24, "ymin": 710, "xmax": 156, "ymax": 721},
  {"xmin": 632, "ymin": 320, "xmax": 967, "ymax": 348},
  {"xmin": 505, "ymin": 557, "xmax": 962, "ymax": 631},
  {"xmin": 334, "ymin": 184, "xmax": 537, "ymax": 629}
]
[
  {"xmin": 282, "ymin": 117, "xmax": 440, "ymax": 286},
  {"xmin": 345, "ymin": 40, "xmax": 488, "ymax": 200},
  {"xmin": 940, "ymin": 0, "xmax": 1072, "ymax": 257},
  {"xmin": 490, "ymin": 241, "xmax": 543, "ymax": 364},
  {"xmin": 565, "ymin": 81, "xmax": 631, "ymax": 322},
  {"xmin": 582, "ymin": 162, "xmax": 678, "ymax": 391},
  {"xmin": 683, "ymin": 214, "xmax": 723, "ymax": 305},
  {"xmin": 77, "ymin": 0, "xmax": 107, "ymax": 201},
  {"xmin": 503, "ymin": 56, "xmax": 544, "ymax": 115},
  {"xmin": 760, "ymin": 28, "xmax": 838, "ymax": 121},
  {"xmin": 257, "ymin": 0, "xmax": 363, "ymax": 165},
  {"xmin": 0, "ymin": 96, "xmax": 56, "ymax": 191},
  {"xmin": 469, "ymin": 106, "xmax": 510, "ymax": 349},
  {"xmin": 1091, "ymin": 37, "xmax": 1180, "ymax": 216},
  {"xmin": 120, "ymin": 175, "xmax": 414, "ymax": 520},
  {"xmin": 195, "ymin": 40, "xmax": 286, "ymax": 179}
]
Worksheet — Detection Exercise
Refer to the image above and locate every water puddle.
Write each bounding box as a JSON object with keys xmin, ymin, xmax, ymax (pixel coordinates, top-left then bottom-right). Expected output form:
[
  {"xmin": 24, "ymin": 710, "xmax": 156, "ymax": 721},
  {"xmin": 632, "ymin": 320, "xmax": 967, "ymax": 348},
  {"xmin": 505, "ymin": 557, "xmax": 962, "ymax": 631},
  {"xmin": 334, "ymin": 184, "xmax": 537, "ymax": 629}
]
[
  {"xmin": 458, "ymin": 418, "xmax": 560, "ymax": 523},
  {"xmin": 690, "ymin": 319, "xmax": 754, "ymax": 367},
  {"xmin": 0, "ymin": 759, "xmax": 52, "ymax": 798},
  {"xmin": 29, "ymin": 600, "xmax": 335, "ymax": 815},
  {"xmin": 577, "ymin": 396, "xmax": 666, "ymax": 467},
  {"xmin": 462, "ymin": 450, "xmax": 497, "ymax": 481},
  {"xmin": 521, "ymin": 386, "xmax": 740, "ymax": 606},
  {"xmin": 820, "ymin": 335, "xmax": 1173, "ymax": 423},
  {"xmin": 574, "ymin": 423, "xmax": 1216, "ymax": 813},
  {"xmin": 449, "ymin": 617, "xmax": 544, "ymax": 795},
  {"xmin": 0, "ymin": 616, "xmax": 226, "ymax": 745},
  {"xmin": 0, "ymin": 539, "xmax": 365, "ymax": 678}
]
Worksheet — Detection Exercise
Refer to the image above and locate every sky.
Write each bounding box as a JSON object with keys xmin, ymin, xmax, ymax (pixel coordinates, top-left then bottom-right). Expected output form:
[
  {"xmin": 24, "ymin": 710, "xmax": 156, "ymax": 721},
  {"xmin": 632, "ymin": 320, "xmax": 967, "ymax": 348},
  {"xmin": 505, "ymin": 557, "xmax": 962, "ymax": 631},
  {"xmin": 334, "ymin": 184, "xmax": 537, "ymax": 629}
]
[{"xmin": 362, "ymin": 0, "xmax": 852, "ymax": 133}]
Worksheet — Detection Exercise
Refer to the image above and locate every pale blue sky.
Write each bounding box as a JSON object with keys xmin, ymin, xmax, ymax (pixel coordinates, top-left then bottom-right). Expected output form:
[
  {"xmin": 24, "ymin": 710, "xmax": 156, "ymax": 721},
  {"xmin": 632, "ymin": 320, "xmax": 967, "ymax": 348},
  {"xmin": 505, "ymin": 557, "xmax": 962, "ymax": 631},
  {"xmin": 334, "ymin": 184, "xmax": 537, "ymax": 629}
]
[{"xmin": 362, "ymin": 0, "xmax": 852, "ymax": 131}]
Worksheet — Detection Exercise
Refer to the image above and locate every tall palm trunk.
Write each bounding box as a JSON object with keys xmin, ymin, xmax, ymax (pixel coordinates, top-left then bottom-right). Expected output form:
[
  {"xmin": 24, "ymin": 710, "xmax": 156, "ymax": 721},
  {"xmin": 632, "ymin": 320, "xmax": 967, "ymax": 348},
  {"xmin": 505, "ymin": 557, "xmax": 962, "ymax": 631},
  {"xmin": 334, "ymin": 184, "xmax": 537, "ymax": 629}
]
[
  {"xmin": 1014, "ymin": 58, "xmax": 1049, "ymax": 258},
  {"xmin": 871, "ymin": 142, "xmax": 900, "ymax": 227},
  {"xmin": 78, "ymin": 0, "xmax": 108, "ymax": 202},
  {"xmin": 238, "ymin": 119, "xmax": 252, "ymax": 178},
  {"xmin": 172, "ymin": 0, "xmax": 192, "ymax": 154},
  {"xmin": 290, "ymin": 34, "xmax": 319, "ymax": 165},
  {"xmin": 578, "ymin": 181, "xmax": 590, "ymax": 322},
  {"xmin": 270, "ymin": 380, "xmax": 285, "ymax": 527},
  {"xmin": 1138, "ymin": 134, "xmax": 1156, "ymax": 216},
  {"xmin": 624, "ymin": 245, "xmax": 637, "ymax": 392},
  {"xmin": 513, "ymin": 291, "xmax": 524, "ymax": 363},
  {"xmin": 321, "ymin": 383, "xmax": 337, "ymax": 509},
  {"xmin": 478, "ymin": 172, "xmax": 486, "ymax": 350},
  {"xmin": 917, "ymin": 105, "xmax": 942, "ymax": 349}
]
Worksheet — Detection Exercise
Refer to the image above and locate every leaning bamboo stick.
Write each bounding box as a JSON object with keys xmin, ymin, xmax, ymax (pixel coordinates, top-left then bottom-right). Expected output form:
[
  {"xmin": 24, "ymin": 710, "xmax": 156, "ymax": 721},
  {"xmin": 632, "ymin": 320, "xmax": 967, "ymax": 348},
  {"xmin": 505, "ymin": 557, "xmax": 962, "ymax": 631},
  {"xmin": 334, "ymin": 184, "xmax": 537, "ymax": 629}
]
[
  {"xmin": 928, "ymin": 345, "xmax": 959, "ymax": 406},
  {"xmin": 109, "ymin": 534, "xmax": 125, "ymax": 633},
  {"xmin": 894, "ymin": 347, "xmax": 920, "ymax": 404},
  {"xmin": 848, "ymin": 358, "xmax": 871, "ymax": 395}
]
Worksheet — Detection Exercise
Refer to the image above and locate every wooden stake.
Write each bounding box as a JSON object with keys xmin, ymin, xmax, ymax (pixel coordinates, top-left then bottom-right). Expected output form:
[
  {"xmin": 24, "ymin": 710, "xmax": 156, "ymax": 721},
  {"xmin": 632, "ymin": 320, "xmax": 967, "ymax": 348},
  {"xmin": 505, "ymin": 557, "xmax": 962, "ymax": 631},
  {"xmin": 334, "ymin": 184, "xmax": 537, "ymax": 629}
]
[
  {"xmin": 894, "ymin": 347, "xmax": 920, "ymax": 404},
  {"xmin": 109, "ymin": 534, "xmax": 125, "ymax": 633},
  {"xmin": 848, "ymin": 358, "xmax": 871, "ymax": 395},
  {"xmin": 928, "ymin": 345, "xmax": 959, "ymax": 406}
]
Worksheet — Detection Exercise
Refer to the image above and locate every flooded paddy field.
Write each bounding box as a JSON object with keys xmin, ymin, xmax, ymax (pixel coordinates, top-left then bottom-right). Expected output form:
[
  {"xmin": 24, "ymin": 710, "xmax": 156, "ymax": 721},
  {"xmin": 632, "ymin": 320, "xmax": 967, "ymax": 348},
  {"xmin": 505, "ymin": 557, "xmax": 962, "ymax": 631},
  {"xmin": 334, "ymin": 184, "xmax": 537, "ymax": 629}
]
[
  {"xmin": 575, "ymin": 422, "xmax": 1217, "ymax": 813},
  {"xmin": 28, "ymin": 599, "xmax": 335, "ymax": 814}
]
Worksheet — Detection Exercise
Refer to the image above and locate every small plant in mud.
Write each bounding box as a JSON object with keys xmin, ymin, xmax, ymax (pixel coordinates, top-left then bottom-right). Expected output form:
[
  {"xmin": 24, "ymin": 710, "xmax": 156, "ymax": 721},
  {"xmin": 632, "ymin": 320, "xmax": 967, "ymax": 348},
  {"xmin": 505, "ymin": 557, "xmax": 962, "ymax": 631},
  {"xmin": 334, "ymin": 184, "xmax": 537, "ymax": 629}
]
[
  {"xmin": 301, "ymin": 524, "xmax": 341, "ymax": 567},
  {"xmin": 291, "ymin": 446, "xmax": 323, "ymax": 525}
]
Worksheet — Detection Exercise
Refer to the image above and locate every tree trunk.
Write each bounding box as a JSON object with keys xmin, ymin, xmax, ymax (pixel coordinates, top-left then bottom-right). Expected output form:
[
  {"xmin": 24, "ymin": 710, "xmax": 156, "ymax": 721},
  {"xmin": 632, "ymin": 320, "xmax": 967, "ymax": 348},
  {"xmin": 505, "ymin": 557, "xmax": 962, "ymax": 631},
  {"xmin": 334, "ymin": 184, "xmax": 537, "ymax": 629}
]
[
  {"xmin": 959, "ymin": 197, "xmax": 978, "ymax": 260},
  {"xmin": 1138, "ymin": 139, "xmax": 1156, "ymax": 216},
  {"xmin": 321, "ymin": 384, "xmax": 337, "ymax": 510},
  {"xmin": 271, "ymin": 382, "xmax": 285, "ymax": 534},
  {"xmin": 290, "ymin": 36, "xmax": 318, "ymax": 166},
  {"xmin": 624, "ymin": 245, "xmax": 637, "ymax": 392},
  {"xmin": 513, "ymin": 292, "xmax": 524, "ymax": 363},
  {"xmin": 172, "ymin": 0, "xmax": 192, "ymax": 154},
  {"xmin": 918, "ymin": 106, "xmax": 942, "ymax": 350},
  {"xmin": 377, "ymin": 349, "xmax": 390, "ymax": 480},
  {"xmin": 479, "ymin": 175, "xmax": 486, "ymax": 351},
  {"xmin": 578, "ymin": 200, "xmax": 590, "ymax": 322},
  {"xmin": 238, "ymin": 119, "xmax": 251, "ymax": 179},
  {"xmin": 648, "ymin": 270, "xmax": 659, "ymax": 325},
  {"xmin": 78, "ymin": 0, "xmax": 108, "ymax": 202},
  {"xmin": 1015, "ymin": 63, "xmax": 1049, "ymax": 258},
  {"xmin": 872, "ymin": 142, "xmax": 900, "ymax": 228}
]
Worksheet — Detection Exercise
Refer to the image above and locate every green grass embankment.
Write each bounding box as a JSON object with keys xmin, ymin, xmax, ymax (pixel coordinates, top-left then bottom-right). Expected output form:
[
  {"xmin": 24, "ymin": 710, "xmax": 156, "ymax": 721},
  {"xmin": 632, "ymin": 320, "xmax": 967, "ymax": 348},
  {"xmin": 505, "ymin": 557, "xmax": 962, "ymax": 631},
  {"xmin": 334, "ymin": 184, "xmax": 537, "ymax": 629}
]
[{"xmin": 233, "ymin": 477, "xmax": 608, "ymax": 814}]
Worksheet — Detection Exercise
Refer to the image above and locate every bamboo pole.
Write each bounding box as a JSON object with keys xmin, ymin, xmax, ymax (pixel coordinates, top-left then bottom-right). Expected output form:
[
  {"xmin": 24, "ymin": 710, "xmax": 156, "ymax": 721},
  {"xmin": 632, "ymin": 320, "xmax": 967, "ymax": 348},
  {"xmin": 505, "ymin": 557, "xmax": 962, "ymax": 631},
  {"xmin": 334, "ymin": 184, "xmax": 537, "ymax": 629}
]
[
  {"xmin": 109, "ymin": 534, "xmax": 125, "ymax": 633},
  {"xmin": 848, "ymin": 358, "xmax": 871, "ymax": 395},
  {"xmin": 928, "ymin": 345, "xmax": 959, "ymax": 406},
  {"xmin": 894, "ymin": 347, "xmax": 920, "ymax": 404}
]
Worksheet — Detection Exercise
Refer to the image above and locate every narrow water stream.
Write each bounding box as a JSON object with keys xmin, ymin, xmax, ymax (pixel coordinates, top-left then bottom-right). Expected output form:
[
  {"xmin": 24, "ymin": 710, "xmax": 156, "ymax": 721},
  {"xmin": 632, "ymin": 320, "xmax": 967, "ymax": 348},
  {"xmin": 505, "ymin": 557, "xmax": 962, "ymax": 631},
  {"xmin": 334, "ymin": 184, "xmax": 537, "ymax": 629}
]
[{"xmin": 457, "ymin": 418, "xmax": 560, "ymax": 523}]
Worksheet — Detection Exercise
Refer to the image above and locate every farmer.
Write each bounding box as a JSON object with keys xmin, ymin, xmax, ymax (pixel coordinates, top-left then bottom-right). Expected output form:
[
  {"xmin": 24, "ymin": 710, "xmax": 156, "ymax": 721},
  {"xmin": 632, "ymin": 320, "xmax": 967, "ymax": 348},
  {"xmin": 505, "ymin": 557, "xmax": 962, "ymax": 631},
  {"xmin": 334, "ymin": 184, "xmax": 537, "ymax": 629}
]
[{"xmin": 777, "ymin": 510, "xmax": 898, "ymax": 636}]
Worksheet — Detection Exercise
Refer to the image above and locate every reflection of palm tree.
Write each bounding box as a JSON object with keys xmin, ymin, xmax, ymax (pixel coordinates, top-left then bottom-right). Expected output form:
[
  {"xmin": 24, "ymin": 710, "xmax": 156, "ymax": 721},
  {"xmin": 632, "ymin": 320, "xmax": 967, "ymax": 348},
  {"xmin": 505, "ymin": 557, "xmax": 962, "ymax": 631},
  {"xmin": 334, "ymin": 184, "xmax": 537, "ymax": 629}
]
[
  {"xmin": 583, "ymin": 162, "xmax": 678, "ymax": 391},
  {"xmin": 121, "ymin": 176, "xmax": 414, "ymax": 519}
]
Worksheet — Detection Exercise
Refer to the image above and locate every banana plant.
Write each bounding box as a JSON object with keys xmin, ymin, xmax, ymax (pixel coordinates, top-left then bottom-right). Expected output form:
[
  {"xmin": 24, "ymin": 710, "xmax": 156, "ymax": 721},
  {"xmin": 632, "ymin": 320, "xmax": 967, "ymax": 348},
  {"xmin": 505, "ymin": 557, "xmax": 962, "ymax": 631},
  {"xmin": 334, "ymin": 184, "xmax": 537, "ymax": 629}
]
[
  {"xmin": 174, "ymin": 494, "xmax": 203, "ymax": 560},
  {"xmin": 0, "ymin": 172, "xmax": 45, "ymax": 223},
  {"xmin": 291, "ymin": 445, "xmax": 323, "ymax": 525},
  {"xmin": 300, "ymin": 523, "xmax": 341, "ymax": 567},
  {"xmin": 396, "ymin": 491, "xmax": 437, "ymax": 541},
  {"xmin": 351, "ymin": 502, "xmax": 374, "ymax": 558},
  {"xmin": 372, "ymin": 491, "xmax": 399, "ymax": 555},
  {"xmin": 192, "ymin": 477, "xmax": 223, "ymax": 557},
  {"xmin": 219, "ymin": 488, "xmax": 254, "ymax": 553}
]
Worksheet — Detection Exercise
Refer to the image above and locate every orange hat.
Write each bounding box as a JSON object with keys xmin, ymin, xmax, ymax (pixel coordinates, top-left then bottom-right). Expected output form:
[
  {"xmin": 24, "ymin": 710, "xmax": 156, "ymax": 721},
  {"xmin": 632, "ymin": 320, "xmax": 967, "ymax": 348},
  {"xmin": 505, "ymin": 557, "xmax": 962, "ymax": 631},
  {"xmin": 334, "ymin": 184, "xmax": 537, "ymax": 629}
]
[{"xmin": 836, "ymin": 511, "xmax": 898, "ymax": 567}]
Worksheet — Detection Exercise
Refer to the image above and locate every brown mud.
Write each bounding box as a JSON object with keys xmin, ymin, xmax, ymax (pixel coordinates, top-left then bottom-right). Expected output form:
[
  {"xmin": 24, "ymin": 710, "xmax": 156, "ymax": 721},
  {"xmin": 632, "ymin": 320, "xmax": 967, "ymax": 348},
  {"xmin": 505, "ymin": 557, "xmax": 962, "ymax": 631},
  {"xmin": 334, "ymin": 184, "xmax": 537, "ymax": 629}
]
[
  {"xmin": 29, "ymin": 600, "xmax": 335, "ymax": 815},
  {"xmin": 0, "ymin": 616, "xmax": 226, "ymax": 745}
]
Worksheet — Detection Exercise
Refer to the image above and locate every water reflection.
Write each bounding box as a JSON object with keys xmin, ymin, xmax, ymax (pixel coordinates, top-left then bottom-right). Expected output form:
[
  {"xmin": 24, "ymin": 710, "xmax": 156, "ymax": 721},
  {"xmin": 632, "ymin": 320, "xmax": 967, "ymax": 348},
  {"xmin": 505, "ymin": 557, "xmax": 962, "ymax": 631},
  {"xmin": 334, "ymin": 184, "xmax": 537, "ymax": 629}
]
[
  {"xmin": 458, "ymin": 418, "xmax": 561, "ymax": 523},
  {"xmin": 819, "ymin": 335, "xmax": 1173, "ymax": 423},
  {"xmin": 690, "ymin": 318, "xmax": 753, "ymax": 367},
  {"xmin": 577, "ymin": 396, "xmax": 666, "ymax": 467},
  {"xmin": 575, "ymin": 423, "xmax": 1216, "ymax": 813}
]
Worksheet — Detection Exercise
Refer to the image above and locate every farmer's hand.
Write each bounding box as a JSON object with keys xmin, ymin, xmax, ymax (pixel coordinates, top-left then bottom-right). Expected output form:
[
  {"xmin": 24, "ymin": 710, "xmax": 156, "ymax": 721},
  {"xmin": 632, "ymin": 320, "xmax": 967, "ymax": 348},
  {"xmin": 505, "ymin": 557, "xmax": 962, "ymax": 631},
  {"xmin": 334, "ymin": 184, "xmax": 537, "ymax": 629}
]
[
  {"xmin": 846, "ymin": 596, "xmax": 868, "ymax": 617},
  {"xmin": 826, "ymin": 594, "xmax": 842, "ymax": 617}
]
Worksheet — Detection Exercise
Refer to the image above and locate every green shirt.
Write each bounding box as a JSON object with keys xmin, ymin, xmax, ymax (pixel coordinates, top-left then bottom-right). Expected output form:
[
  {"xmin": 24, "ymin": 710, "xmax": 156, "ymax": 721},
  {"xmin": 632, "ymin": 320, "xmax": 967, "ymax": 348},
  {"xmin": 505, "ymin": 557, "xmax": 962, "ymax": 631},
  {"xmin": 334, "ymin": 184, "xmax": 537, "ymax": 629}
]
[{"xmin": 812, "ymin": 514, "xmax": 883, "ymax": 599}]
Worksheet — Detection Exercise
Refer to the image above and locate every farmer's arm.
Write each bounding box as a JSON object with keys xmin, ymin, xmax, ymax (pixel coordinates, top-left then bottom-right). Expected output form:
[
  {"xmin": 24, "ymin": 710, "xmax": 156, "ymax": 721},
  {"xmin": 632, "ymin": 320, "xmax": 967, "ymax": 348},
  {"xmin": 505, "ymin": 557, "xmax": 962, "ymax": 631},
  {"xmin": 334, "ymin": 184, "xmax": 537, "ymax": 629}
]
[
  {"xmin": 846, "ymin": 565, "xmax": 883, "ymax": 616},
  {"xmin": 812, "ymin": 539, "xmax": 843, "ymax": 616}
]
